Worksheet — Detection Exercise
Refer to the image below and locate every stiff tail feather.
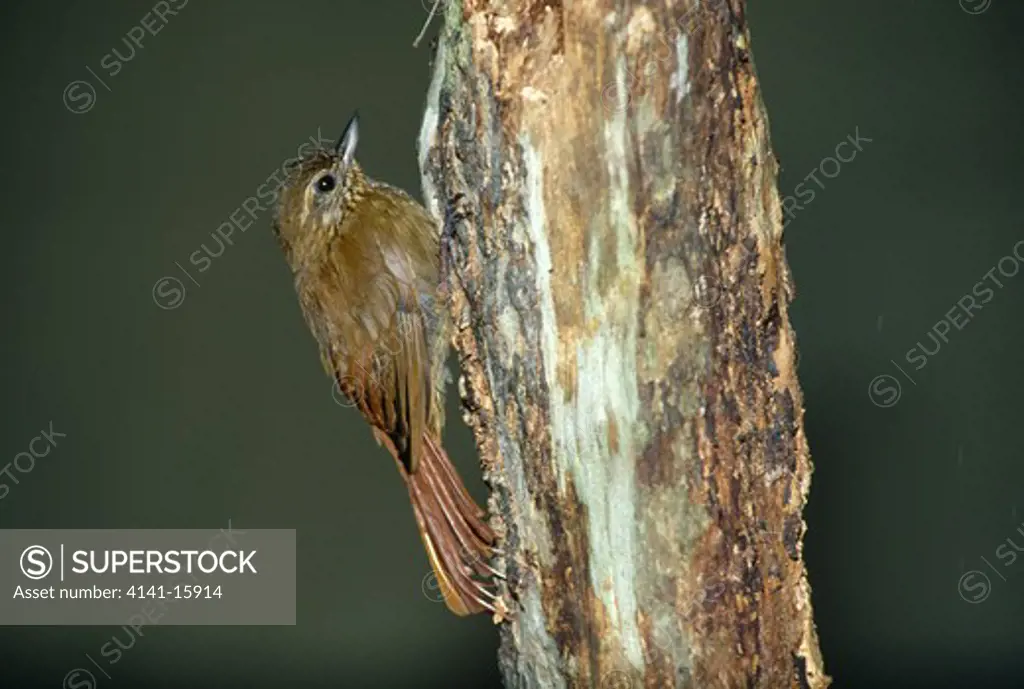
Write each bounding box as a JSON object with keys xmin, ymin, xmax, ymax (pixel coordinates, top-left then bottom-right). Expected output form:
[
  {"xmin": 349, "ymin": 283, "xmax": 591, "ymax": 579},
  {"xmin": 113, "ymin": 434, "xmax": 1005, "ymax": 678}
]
[{"xmin": 374, "ymin": 429, "xmax": 499, "ymax": 615}]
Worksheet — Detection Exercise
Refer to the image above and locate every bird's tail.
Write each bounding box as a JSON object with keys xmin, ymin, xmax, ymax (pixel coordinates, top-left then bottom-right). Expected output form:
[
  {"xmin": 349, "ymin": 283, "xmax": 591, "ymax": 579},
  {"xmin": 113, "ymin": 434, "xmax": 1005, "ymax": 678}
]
[
  {"xmin": 378, "ymin": 430, "xmax": 499, "ymax": 615},
  {"xmin": 406, "ymin": 434, "xmax": 498, "ymax": 615}
]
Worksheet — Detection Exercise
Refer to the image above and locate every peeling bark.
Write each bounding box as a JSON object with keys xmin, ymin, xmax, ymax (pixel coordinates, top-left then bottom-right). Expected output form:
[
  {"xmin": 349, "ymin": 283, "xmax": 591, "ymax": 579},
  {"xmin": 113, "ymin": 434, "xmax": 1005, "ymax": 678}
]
[{"xmin": 418, "ymin": 1, "xmax": 828, "ymax": 687}]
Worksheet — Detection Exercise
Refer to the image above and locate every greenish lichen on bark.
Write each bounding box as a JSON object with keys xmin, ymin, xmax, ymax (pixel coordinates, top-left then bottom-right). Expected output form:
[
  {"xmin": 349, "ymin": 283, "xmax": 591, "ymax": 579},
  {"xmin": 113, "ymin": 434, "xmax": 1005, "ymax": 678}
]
[{"xmin": 418, "ymin": 1, "xmax": 828, "ymax": 688}]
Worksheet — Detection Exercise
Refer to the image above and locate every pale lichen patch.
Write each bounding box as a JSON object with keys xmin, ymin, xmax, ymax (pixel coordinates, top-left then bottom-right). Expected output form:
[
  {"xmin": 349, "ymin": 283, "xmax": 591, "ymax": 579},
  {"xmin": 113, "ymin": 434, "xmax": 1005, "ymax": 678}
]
[
  {"xmin": 521, "ymin": 137, "xmax": 564, "ymax": 491},
  {"xmin": 524, "ymin": 103, "xmax": 647, "ymax": 669},
  {"xmin": 417, "ymin": 36, "xmax": 446, "ymax": 224},
  {"xmin": 671, "ymin": 34, "xmax": 690, "ymax": 103},
  {"xmin": 625, "ymin": 6, "xmax": 657, "ymax": 54},
  {"xmin": 521, "ymin": 85, "xmax": 549, "ymax": 105}
]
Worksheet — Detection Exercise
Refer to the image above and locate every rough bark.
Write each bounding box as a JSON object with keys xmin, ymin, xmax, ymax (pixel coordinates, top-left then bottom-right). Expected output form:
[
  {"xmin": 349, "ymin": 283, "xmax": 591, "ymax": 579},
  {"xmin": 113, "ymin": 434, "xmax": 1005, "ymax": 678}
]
[{"xmin": 418, "ymin": 1, "xmax": 828, "ymax": 688}]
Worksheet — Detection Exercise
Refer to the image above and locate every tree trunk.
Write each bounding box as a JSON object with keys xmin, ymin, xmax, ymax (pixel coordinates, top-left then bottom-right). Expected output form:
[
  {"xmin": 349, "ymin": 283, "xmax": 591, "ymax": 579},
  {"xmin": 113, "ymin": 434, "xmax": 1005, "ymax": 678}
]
[{"xmin": 418, "ymin": 1, "xmax": 828, "ymax": 687}]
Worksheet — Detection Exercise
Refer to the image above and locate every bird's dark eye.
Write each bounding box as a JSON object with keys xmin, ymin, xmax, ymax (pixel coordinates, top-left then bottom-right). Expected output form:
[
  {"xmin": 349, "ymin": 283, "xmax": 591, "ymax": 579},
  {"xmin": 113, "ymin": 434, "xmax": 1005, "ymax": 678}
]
[{"xmin": 316, "ymin": 174, "xmax": 336, "ymax": 192}]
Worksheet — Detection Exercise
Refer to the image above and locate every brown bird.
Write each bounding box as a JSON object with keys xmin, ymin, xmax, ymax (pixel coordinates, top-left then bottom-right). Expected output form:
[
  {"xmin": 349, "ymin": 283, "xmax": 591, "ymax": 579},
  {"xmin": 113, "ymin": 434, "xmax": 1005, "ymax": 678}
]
[{"xmin": 273, "ymin": 113, "xmax": 498, "ymax": 615}]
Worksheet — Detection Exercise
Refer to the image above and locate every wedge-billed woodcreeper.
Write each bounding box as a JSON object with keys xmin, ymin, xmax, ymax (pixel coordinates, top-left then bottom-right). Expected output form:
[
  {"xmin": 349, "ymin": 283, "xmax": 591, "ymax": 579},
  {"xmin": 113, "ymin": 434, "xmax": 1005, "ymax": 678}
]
[{"xmin": 273, "ymin": 113, "xmax": 498, "ymax": 615}]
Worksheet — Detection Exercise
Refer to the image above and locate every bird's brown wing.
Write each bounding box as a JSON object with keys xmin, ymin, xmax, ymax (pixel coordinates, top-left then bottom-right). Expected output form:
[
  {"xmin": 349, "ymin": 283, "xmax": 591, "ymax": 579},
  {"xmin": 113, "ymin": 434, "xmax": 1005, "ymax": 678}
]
[{"xmin": 341, "ymin": 304, "xmax": 427, "ymax": 474}]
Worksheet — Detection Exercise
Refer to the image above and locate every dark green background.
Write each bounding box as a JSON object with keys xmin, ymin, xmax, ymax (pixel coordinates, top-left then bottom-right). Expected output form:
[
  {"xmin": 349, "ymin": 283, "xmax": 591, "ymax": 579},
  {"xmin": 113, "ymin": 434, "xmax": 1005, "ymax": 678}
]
[{"xmin": 1, "ymin": 1, "xmax": 1021, "ymax": 687}]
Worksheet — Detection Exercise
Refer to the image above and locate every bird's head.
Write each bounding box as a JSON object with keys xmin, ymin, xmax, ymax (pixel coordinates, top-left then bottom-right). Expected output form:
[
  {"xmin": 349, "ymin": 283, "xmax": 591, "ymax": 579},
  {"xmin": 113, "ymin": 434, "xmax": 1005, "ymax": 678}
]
[{"xmin": 274, "ymin": 112, "xmax": 367, "ymax": 260}]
